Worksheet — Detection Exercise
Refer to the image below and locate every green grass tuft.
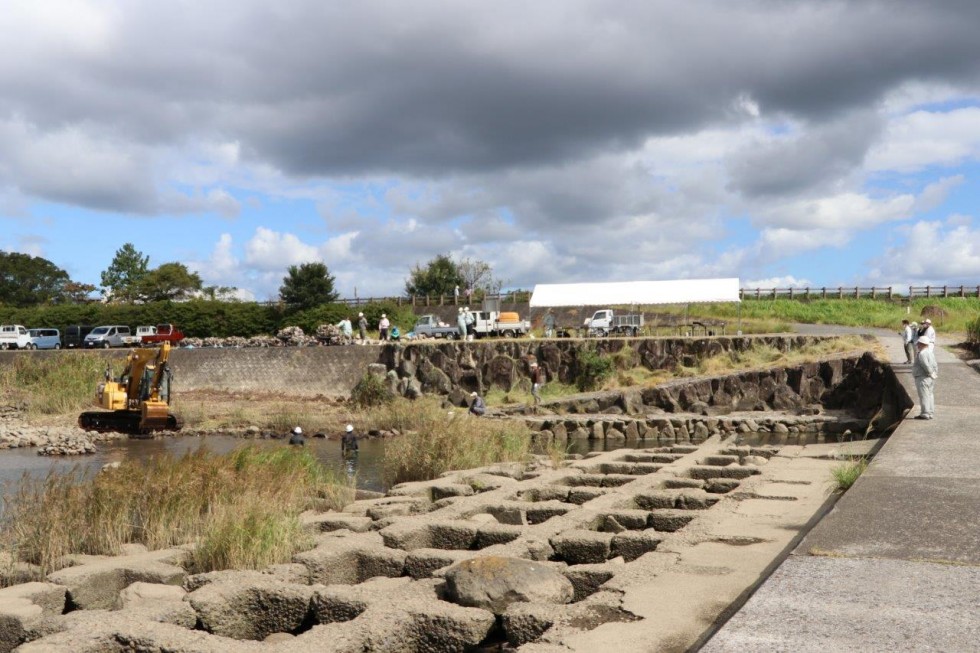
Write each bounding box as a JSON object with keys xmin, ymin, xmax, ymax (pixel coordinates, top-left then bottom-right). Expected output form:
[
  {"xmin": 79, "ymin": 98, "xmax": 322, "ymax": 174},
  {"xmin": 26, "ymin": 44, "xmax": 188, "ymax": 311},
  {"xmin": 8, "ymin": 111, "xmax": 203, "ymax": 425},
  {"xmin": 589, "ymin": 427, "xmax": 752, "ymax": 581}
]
[{"xmin": 829, "ymin": 457, "xmax": 868, "ymax": 493}]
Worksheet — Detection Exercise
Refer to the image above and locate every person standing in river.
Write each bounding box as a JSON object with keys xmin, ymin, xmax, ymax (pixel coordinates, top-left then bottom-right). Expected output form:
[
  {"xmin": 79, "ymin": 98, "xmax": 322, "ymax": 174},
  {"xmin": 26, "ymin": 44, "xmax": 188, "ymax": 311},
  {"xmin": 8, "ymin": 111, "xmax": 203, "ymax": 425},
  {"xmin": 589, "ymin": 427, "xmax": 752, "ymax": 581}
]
[
  {"xmin": 341, "ymin": 424, "xmax": 359, "ymax": 455},
  {"xmin": 288, "ymin": 426, "xmax": 306, "ymax": 446},
  {"xmin": 912, "ymin": 338, "xmax": 938, "ymax": 420}
]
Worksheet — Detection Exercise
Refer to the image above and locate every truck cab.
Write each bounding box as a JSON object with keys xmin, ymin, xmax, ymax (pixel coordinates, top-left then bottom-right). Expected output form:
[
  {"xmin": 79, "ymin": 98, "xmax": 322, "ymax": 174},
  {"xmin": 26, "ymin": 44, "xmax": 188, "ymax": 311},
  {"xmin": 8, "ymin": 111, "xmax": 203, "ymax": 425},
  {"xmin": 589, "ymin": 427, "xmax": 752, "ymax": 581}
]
[{"xmin": 0, "ymin": 325, "xmax": 31, "ymax": 350}]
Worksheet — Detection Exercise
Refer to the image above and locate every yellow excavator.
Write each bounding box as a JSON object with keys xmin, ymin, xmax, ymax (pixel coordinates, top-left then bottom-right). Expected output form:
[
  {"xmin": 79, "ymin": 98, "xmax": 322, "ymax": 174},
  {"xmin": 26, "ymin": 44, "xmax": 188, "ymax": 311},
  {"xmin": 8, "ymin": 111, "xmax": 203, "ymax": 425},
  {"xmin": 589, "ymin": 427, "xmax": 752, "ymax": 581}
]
[{"xmin": 79, "ymin": 342, "xmax": 181, "ymax": 436}]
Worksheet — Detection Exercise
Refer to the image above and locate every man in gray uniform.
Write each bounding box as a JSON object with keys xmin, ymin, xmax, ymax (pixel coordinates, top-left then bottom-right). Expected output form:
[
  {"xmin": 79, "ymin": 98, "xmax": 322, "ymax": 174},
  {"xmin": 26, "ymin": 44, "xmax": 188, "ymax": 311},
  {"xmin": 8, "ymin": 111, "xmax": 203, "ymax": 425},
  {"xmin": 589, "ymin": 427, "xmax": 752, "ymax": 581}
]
[{"xmin": 912, "ymin": 338, "xmax": 938, "ymax": 420}]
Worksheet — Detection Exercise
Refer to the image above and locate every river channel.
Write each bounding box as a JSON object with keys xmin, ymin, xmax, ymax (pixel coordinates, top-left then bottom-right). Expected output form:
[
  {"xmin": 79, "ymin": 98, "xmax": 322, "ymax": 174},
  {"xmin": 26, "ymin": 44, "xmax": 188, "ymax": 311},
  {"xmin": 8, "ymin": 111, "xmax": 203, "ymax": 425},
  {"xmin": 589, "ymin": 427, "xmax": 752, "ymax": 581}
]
[{"xmin": 0, "ymin": 436, "xmax": 649, "ymax": 494}]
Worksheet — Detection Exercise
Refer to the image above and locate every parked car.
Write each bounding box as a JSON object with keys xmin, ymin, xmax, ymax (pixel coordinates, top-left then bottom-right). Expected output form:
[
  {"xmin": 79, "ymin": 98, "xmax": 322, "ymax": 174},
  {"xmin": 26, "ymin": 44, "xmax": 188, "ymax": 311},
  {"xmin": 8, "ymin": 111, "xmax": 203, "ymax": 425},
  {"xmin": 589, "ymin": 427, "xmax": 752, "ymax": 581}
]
[
  {"xmin": 0, "ymin": 325, "xmax": 31, "ymax": 350},
  {"xmin": 27, "ymin": 328, "xmax": 61, "ymax": 350},
  {"xmin": 83, "ymin": 325, "xmax": 140, "ymax": 349},
  {"xmin": 64, "ymin": 325, "xmax": 95, "ymax": 349},
  {"xmin": 137, "ymin": 324, "xmax": 185, "ymax": 345}
]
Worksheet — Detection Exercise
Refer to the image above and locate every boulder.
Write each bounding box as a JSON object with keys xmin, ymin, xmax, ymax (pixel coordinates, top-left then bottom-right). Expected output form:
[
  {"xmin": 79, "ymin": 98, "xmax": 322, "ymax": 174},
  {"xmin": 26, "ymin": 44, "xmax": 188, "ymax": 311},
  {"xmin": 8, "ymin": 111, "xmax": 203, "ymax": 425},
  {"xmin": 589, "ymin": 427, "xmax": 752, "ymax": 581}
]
[{"xmin": 443, "ymin": 557, "xmax": 574, "ymax": 615}]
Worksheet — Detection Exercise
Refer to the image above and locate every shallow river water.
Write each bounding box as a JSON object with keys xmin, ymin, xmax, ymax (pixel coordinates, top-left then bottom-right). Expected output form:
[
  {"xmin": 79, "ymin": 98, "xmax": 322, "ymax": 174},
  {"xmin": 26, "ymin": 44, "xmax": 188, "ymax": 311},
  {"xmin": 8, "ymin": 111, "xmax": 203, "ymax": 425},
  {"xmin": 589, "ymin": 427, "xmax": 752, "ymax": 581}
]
[{"xmin": 0, "ymin": 436, "xmax": 649, "ymax": 494}]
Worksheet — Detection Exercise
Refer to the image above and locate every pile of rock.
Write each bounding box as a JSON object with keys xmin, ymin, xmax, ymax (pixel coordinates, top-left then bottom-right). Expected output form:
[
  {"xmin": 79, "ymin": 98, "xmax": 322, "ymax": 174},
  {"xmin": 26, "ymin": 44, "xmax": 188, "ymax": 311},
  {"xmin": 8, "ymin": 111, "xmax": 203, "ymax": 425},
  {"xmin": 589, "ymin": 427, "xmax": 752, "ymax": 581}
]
[{"xmin": 37, "ymin": 433, "xmax": 97, "ymax": 456}]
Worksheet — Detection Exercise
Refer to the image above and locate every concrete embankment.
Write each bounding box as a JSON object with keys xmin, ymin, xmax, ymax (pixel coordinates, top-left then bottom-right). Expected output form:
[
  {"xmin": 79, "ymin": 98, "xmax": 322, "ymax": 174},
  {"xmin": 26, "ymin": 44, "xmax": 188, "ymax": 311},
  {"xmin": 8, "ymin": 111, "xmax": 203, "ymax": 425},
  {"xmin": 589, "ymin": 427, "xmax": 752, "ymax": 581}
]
[{"xmin": 702, "ymin": 332, "xmax": 980, "ymax": 652}]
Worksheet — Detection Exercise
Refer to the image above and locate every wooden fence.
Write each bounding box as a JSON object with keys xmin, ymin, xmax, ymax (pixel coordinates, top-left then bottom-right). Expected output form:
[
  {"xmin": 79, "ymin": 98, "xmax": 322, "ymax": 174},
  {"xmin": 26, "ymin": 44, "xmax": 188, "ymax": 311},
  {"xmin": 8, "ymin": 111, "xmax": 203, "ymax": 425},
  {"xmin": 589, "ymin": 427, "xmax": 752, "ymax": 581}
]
[{"xmin": 739, "ymin": 285, "xmax": 980, "ymax": 300}]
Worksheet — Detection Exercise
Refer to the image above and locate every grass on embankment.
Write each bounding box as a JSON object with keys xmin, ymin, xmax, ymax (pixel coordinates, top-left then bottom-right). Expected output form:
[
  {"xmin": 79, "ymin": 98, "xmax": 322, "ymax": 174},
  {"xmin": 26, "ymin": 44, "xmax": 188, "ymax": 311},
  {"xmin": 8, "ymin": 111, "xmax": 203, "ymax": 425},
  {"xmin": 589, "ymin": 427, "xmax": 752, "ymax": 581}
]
[
  {"xmin": 0, "ymin": 353, "xmax": 106, "ymax": 421},
  {"xmin": 366, "ymin": 399, "xmax": 532, "ymax": 486},
  {"xmin": 659, "ymin": 297, "xmax": 980, "ymax": 336},
  {"xmin": 1, "ymin": 445, "xmax": 354, "ymax": 578}
]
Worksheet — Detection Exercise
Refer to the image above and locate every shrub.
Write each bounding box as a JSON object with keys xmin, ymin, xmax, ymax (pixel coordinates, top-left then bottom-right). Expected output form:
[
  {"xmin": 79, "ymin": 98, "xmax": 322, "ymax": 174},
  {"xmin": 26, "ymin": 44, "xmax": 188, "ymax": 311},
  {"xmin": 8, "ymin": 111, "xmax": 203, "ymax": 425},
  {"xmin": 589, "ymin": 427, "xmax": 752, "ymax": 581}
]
[
  {"xmin": 351, "ymin": 372, "xmax": 394, "ymax": 408},
  {"xmin": 574, "ymin": 347, "xmax": 614, "ymax": 391},
  {"xmin": 0, "ymin": 353, "xmax": 105, "ymax": 417}
]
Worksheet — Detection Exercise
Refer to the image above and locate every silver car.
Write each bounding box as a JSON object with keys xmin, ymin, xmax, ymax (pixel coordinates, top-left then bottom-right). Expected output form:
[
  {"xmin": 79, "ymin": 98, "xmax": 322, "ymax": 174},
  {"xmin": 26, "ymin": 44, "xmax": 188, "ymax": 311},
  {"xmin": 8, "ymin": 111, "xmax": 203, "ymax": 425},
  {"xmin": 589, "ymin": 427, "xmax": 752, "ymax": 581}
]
[{"xmin": 27, "ymin": 328, "xmax": 61, "ymax": 350}]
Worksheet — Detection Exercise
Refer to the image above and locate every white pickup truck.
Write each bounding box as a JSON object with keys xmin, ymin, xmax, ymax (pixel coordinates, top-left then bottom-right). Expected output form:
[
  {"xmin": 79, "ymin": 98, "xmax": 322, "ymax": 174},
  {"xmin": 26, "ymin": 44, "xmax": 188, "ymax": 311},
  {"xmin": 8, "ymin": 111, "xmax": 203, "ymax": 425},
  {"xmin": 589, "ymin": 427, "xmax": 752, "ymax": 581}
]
[
  {"xmin": 0, "ymin": 325, "xmax": 32, "ymax": 350},
  {"xmin": 584, "ymin": 309, "xmax": 644, "ymax": 337},
  {"xmin": 465, "ymin": 311, "xmax": 531, "ymax": 338}
]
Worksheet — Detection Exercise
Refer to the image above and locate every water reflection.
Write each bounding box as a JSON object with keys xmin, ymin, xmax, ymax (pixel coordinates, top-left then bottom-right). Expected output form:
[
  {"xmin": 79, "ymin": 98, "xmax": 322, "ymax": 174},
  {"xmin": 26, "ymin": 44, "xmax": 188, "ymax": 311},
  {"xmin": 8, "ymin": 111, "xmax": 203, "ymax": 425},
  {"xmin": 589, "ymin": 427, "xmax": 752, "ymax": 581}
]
[{"xmin": 0, "ymin": 436, "xmax": 388, "ymax": 494}]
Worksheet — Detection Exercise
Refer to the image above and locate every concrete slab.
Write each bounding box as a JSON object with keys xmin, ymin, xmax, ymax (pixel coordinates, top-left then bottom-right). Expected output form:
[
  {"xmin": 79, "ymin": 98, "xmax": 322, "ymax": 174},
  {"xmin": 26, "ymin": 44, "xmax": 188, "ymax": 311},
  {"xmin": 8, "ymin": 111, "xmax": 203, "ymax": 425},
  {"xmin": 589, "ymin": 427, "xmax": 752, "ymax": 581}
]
[
  {"xmin": 866, "ymin": 405, "xmax": 980, "ymax": 479},
  {"xmin": 798, "ymin": 475, "xmax": 980, "ymax": 564},
  {"xmin": 701, "ymin": 556, "xmax": 980, "ymax": 653}
]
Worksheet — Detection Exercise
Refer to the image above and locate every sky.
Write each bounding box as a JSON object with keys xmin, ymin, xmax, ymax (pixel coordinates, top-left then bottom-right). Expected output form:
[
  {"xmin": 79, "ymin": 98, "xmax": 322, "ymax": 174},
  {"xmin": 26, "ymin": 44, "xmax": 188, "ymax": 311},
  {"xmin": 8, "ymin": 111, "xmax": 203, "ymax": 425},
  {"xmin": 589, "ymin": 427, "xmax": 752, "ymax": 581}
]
[{"xmin": 3, "ymin": 1, "xmax": 980, "ymax": 300}]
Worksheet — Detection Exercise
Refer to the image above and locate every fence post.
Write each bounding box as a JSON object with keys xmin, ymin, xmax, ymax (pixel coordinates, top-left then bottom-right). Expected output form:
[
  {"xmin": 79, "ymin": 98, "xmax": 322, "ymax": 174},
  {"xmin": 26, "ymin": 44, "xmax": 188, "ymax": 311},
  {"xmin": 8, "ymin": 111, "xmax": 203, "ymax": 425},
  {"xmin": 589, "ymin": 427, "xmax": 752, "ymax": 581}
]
[
  {"xmin": 888, "ymin": 287, "xmax": 893, "ymax": 300},
  {"xmin": 756, "ymin": 288, "xmax": 761, "ymax": 299},
  {"xmin": 771, "ymin": 288, "xmax": 777, "ymax": 300},
  {"xmin": 854, "ymin": 286, "xmax": 858, "ymax": 299},
  {"xmin": 926, "ymin": 286, "xmax": 931, "ymax": 298},
  {"xmin": 943, "ymin": 285, "xmax": 948, "ymax": 298},
  {"xmin": 838, "ymin": 287, "xmax": 844, "ymax": 299},
  {"xmin": 822, "ymin": 287, "xmax": 827, "ymax": 299},
  {"xmin": 788, "ymin": 287, "xmax": 794, "ymax": 299},
  {"xmin": 804, "ymin": 287, "xmax": 810, "ymax": 298},
  {"xmin": 961, "ymin": 285, "xmax": 966, "ymax": 298}
]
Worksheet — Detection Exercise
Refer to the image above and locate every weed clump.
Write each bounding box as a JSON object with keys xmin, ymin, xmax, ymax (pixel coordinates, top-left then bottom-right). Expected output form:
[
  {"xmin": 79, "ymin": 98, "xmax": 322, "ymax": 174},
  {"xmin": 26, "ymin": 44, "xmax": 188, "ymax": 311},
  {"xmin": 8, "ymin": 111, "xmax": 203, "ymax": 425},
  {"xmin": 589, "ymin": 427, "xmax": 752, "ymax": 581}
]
[
  {"xmin": 373, "ymin": 399, "xmax": 531, "ymax": 486},
  {"xmin": 829, "ymin": 457, "xmax": 868, "ymax": 493},
  {"xmin": 1, "ymin": 445, "xmax": 354, "ymax": 578},
  {"xmin": 351, "ymin": 372, "xmax": 394, "ymax": 408},
  {"xmin": 574, "ymin": 348, "xmax": 614, "ymax": 391}
]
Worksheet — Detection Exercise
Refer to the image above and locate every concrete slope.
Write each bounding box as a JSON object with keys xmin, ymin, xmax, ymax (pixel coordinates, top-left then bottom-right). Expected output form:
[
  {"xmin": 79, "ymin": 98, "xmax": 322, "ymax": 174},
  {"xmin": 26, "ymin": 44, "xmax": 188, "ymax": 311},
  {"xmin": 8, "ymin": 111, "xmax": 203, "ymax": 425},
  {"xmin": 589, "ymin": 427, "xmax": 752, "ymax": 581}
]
[{"xmin": 702, "ymin": 328, "xmax": 980, "ymax": 651}]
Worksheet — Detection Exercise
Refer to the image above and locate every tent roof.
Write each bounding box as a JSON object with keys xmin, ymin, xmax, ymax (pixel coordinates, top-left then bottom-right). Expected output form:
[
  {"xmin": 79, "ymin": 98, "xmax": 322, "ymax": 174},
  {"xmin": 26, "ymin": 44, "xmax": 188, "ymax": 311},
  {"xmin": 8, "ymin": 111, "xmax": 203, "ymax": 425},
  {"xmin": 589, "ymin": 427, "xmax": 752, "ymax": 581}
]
[{"xmin": 529, "ymin": 278, "xmax": 740, "ymax": 308}]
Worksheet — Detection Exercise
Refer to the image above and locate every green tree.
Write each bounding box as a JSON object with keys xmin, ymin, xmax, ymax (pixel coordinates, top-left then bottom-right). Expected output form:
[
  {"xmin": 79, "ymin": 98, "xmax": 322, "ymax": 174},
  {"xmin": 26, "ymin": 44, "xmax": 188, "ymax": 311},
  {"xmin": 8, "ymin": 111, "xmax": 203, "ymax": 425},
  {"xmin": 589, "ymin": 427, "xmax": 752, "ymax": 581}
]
[
  {"xmin": 0, "ymin": 252, "xmax": 71, "ymax": 306},
  {"xmin": 404, "ymin": 254, "xmax": 464, "ymax": 297},
  {"xmin": 279, "ymin": 262, "xmax": 338, "ymax": 309},
  {"xmin": 100, "ymin": 243, "xmax": 149, "ymax": 302},
  {"xmin": 137, "ymin": 262, "xmax": 203, "ymax": 302},
  {"xmin": 61, "ymin": 281, "xmax": 98, "ymax": 303}
]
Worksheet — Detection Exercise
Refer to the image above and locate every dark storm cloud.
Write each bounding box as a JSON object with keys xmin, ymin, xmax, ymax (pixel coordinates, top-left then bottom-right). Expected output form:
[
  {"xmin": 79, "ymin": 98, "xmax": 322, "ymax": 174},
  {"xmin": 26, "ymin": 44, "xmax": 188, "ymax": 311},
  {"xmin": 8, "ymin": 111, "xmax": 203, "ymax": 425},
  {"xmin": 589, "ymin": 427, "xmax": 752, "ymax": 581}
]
[
  {"xmin": 727, "ymin": 111, "xmax": 884, "ymax": 197},
  {"xmin": 5, "ymin": 0, "xmax": 980, "ymax": 189}
]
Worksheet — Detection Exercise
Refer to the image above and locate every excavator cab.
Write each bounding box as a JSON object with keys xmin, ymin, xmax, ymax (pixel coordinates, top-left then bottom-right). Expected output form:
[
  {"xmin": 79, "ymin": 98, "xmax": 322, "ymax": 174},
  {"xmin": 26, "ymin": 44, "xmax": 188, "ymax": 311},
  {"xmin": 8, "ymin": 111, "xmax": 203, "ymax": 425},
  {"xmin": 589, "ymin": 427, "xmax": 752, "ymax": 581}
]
[{"xmin": 80, "ymin": 342, "xmax": 181, "ymax": 436}]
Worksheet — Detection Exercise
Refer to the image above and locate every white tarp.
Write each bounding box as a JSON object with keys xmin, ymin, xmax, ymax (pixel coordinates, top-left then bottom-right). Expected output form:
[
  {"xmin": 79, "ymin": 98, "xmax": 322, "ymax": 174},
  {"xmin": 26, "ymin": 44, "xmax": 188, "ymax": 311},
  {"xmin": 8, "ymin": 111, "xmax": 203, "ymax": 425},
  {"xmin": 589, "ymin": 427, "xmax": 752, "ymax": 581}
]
[{"xmin": 529, "ymin": 278, "xmax": 740, "ymax": 307}]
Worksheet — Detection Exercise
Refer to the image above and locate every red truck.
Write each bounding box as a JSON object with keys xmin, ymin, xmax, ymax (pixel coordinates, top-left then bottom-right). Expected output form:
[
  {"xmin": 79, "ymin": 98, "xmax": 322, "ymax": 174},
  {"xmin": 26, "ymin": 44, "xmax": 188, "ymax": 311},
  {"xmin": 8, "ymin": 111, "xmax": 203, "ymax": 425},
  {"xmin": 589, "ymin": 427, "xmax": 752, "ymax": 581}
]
[{"xmin": 136, "ymin": 324, "xmax": 185, "ymax": 346}]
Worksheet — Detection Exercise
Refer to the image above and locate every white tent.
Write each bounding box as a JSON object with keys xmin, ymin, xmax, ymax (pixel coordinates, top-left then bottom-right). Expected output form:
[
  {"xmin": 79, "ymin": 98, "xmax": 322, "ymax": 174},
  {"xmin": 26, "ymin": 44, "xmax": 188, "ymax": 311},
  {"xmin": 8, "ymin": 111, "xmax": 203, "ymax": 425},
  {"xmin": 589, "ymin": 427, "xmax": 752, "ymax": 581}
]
[{"xmin": 529, "ymin": 278, "xmax": 740, "ymax": 308}]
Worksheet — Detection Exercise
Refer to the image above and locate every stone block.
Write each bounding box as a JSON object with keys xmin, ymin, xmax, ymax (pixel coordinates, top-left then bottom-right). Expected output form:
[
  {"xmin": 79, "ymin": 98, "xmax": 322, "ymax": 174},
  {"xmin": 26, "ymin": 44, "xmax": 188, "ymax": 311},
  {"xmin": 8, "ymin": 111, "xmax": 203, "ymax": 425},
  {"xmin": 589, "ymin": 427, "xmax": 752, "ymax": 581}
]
[
  {"xmin": 610, "ymin": 531, "xmax": 662, "ymax": 562},
  {"xmin": 550, "ymin": 531, "xmax": 613, "ymax": 565},
  {"xmin": 47, "ymin": 549, "xmax": 187, "ymax": 610}
]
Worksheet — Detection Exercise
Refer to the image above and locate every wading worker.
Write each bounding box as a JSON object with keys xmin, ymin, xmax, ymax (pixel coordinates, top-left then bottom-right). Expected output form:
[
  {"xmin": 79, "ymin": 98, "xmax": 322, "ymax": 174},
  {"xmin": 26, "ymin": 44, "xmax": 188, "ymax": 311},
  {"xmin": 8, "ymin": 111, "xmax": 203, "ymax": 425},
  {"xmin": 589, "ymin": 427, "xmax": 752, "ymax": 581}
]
[
  {"xmin": 341, "ymin": 423, "xmax": 359, "ymax": 455},
  {"xmin": 912, "ymin": 338, "xmax": 938, "ymax": 420},
  {"xmin": 288, "ymin": 426, "xmax": 306, "ymax": 446}
]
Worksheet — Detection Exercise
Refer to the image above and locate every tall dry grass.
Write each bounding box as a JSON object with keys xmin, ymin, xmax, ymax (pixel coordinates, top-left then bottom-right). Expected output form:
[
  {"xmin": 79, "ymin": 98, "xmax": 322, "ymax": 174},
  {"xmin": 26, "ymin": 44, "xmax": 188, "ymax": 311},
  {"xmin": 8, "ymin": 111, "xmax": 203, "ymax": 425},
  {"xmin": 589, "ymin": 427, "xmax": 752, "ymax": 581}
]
[
  {"xmin": 369, "ymin": 399, "xmax": 531, "ymax": 486},
  {"xmin": 1, "ymin": 445, "xmax": 354, "ymax": 577},
  {"xmin": 0, "ymin": 353, "xmax": 105, "ymax": 418}
]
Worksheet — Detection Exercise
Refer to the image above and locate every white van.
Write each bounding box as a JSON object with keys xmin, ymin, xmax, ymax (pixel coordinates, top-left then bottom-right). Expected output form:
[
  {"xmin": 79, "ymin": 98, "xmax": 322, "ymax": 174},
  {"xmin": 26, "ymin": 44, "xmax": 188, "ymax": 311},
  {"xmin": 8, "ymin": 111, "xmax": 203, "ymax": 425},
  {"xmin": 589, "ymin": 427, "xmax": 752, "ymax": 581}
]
[
  {"xmin": 83, "ymin": 325, "xmax": 138, "ymax": 349},
  {"xmin": 27, "ymin": 328, "xmax": 61, "ymax": 350}
]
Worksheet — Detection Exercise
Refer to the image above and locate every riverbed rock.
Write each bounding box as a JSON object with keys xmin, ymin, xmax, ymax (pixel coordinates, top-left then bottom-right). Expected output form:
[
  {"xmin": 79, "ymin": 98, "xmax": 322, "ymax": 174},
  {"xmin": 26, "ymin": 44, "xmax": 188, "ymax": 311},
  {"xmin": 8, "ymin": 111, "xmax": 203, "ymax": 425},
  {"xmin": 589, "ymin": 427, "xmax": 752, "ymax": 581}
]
[
  {"xmin": 46, "ymin": 549, "xmax": 187, "ymax": 610},
  {"xmin": 187, "ymin": 572, "xmax": 316, "ymax": 640},
  {"xmin": 443, "ymin": 557, "xmax": 573, "ymax": 615}
]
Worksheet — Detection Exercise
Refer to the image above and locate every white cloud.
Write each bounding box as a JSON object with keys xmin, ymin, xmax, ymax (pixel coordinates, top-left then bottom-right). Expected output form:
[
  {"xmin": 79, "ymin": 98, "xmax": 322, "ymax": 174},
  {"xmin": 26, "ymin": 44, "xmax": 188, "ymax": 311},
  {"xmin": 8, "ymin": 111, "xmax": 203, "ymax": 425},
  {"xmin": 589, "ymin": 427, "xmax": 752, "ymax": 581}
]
[
  {"xmin": 743, "ymin": 275, "xmax": 812, "ymax": 289},
  {"xmin": 870, "ymin": 219, "xmax": 980, "ymax": 282},
  {"xmin": 867, "ymin": 107, "xmax": 980, "ymax": 172},
  {"xmin": 243, "ymin": 227, "xmax": 321, "ymax": 271}
]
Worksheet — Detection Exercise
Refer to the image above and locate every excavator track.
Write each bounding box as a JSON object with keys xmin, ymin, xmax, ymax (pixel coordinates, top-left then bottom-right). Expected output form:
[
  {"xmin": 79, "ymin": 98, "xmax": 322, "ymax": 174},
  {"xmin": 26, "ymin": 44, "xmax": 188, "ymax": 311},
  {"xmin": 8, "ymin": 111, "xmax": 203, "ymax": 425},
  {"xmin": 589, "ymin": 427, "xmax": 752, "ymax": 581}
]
[{"xmin": 78, "ymin": 411, "xmax": 181, "ymax": 435}]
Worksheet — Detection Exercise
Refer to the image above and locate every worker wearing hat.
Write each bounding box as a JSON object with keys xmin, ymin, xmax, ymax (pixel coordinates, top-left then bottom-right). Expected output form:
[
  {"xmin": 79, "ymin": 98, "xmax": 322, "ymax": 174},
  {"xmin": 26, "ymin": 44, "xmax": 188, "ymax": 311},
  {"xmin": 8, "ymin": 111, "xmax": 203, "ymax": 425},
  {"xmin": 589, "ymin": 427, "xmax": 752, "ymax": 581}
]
[
  {"xmin": 357, "ymin": 312, "xmax": 368, "ymax": 343},
  {"xmin": 341, "ymin": 424, "xmax": 359, "ymax": 455},
  {"xmin": 457, "ymin": 307, "xmax": 468, "ymax": 340},
  {"xmin": 911, "ymin": 336, "xmax": 938, "ymax": 420},
  {"xmin": 288, "ymin": 426, "xmax": 305, "ymax": 446},
  {"xmin": 919, "ymin": 318, "xmax": 936, "ymax": 350},
  {"xmin": 469, "ymin": 391, "xmax": 486, "ymax": 416}
]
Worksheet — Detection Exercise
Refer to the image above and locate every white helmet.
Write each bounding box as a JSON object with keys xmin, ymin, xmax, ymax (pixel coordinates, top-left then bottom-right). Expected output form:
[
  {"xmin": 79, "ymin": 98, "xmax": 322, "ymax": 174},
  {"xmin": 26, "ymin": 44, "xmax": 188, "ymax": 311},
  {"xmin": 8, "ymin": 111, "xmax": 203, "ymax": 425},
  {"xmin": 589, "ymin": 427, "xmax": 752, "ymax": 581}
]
[
  {"xmin": 292, "ymin": 426, "xmax": 302, "ymax": 435},
  {"xmin": 345, "ymin": 424, "xmax": 354, "ymax": 432}
]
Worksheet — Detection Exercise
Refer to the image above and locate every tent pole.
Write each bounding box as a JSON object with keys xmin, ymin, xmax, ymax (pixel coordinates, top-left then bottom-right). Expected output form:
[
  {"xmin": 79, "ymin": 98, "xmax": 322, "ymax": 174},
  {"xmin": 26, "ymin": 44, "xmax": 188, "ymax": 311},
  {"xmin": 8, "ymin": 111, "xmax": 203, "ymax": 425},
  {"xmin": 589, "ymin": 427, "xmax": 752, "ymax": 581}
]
[{"xmin": 737, "ymin": 302, "xmax": 742, "ymax": 336}]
